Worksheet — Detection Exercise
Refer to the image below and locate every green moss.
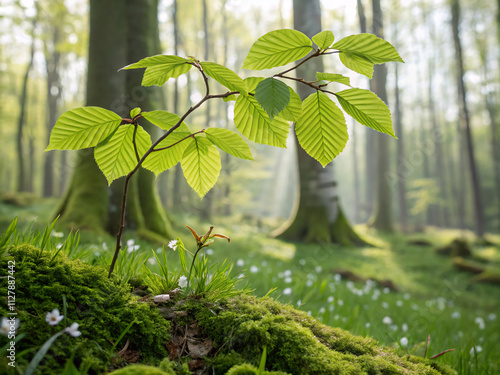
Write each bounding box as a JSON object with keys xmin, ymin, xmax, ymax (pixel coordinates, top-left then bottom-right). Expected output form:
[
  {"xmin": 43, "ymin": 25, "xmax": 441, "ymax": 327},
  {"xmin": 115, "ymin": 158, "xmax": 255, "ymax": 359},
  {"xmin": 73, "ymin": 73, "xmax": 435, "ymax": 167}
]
[
  {"xmin": 110, "ymin": 364, "xmax": 170, "ymax": 374},
  {"xmin": 226, "ymin": 363, "xmax": 290, "ymax": 375},
  {"xmin": 181, "ymin": 295, "xmax": 456, "ymax": 375},
  {"xmin": 0, "ymin": 245, "xmax": 170, "ymax": 374}
]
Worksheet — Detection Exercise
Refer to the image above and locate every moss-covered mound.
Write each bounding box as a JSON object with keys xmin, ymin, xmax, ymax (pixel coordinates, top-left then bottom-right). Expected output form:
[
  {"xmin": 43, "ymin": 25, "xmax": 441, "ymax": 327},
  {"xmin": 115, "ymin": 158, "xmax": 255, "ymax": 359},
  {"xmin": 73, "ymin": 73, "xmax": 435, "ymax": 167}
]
[
  {"xmin": 164, "ymin": 295, "xmax": 455, "ymax": 375},
  {"xmin": 0, "ymin": 245, "xmax": 170, "ymax": 374},
  {"xmin": 0, "ymin": 245, "xmax": 456, "ymax": 375}
]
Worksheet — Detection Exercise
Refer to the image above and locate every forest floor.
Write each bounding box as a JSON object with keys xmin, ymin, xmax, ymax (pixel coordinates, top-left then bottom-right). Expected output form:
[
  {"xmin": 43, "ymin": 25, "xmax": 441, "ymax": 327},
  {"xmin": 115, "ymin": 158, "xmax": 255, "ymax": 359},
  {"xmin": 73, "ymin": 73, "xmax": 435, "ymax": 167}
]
[{"xmin": 1, "ymin": 199, "xmax": 499, "ymax": 374}]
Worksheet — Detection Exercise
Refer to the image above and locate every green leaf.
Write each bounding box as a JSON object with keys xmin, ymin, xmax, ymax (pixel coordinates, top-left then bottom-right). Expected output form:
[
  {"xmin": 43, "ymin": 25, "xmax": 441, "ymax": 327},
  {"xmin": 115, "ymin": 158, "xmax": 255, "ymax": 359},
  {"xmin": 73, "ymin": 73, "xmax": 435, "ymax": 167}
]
[
  {"xmin": 223, "ymin": 94, "xmax": 237, "ymax": 102},
  {"xmin": 336, "ymin": 88, "xmax": 396, "ymax": 137},
  {"xmin": 316, "ymin": 73, "xmax": 351, "ymax": 86},
  {"xmin": 200, "ymin": 62, "xmax": 247, "ymax": 94},
  {"xmin": 244, "ymin": 77, "xmax": 265, "ymax": 92},
  {"xmin": 205, "ymin": 128, "xmax": 254, "ymax": 160},
  {"xmin": 312, "ymin": 30, "xmax": 335, "ymax": 49},
  {"xmin": 46, "ymin": 107, "xmax": 122, "ymax": 151},
  {"xmin": 94, "ymin": 125, "xmax": 152, "ymax": 184},
  {"xmin": 278, "ymin": 86, "xmax": 302, "ymax": 122},
  {"xmin": 296, "ymin": 92, "xmax": 348, "ymax": 167},
  {"xmin": 181, "ymin": 137, "xmax": 221, "ymax": 198},
  {"xmin": 130, "ymin": 107, "xmax": 141, "ymax": 118},
  {"xmin": 142, "ymin": 131, "xmax": 192, "ymax": 176},
  {"xmin": 242, "ymin": 29, "xmax": 313, "ymax": 70},
  {"xmin": 255, "ymin": 78, "xmax": 290, "ymax": 119},
  {"xmin": 141, "ymin": 110, "xmax": 189, "ymax": 131},
  {"xmin": 332, "ymin": 33, "xmax": 404, "ymax": 64},
  {"xmin": 121, "ymin": 55, "xmax": 192, "ymax": 86},
  {"xmin": 234, "ymin": 95, "xmax": 289, "ymax": 148},
  {"xmin": 339, "ymin": 52, "xmax": 375, "ymax": 78}
]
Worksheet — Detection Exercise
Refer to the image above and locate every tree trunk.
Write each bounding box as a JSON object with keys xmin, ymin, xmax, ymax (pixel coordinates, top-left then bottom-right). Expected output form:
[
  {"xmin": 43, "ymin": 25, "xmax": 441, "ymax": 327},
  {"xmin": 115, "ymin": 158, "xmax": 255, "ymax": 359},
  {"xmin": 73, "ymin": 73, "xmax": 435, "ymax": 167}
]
[
  {"xmin": 274, "ymin": 0, "xmax": 367, "ymax": 245},
  {"xmin": 16, "ymin": 13, "xmax": 37, "ymax": 192},
  {"xmin": 369, "ymin": 0, "xmax": 393, "ymax": 232},
  {"xmin": 357, "ymin": 0, "xmax": 376, "ymax": 222},
  {"xmin": 450, "ymin": 0, "xmax": 485, "ymax": 237},
  {"xmin": 43, "ymin": 26, "xmax": 63, "ymax": 197},
  {"xmin": 55, "ymin": 0, "xmax": 173, "ymax": 240}
]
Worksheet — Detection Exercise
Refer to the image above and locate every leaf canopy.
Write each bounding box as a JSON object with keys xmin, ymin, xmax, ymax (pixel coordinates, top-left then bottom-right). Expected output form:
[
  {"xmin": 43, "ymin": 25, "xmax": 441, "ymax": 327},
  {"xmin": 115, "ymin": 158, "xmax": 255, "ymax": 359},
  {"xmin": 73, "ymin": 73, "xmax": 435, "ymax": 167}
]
[
  {"xmin": 181, "ymin": 137, "xmax": 221, "ymax": 198},
  {"xmin": 296, "ymin": 92, "xmax": 348, "ymax": 167},
  {"xmin": 46, "ymin": 107, "xmax": 122, "ymax": 151},
  {"xmin": 242, "ymin": 29, "xmax": 313, "ymax": 70},
  {"xmin": 254, "ymin": 78, "xmax": 290, "ymax": 119},
  {"xmin": 336, "ymin": 88, "xmax": 396, "ymax": 138},
  {"xmin": 234, "ymin": 95, "xmax": 289, "ymax": 148},
  {"xmin": 312, "ymin": 30, "xmax": 335, "ymax": 49},
  {"xmin": 316, "ymin": 73, "xmax": 351, "ymax": 86},
  {"xmin": 205, "ymin": 128, "xmax": 254, "ymax": 160},
  {"xmin": 94, "ymin": 125, "xmax": 151, "ymax": 184},
  {"xmin": 122, "ymin": 55, "xmax": 192, "ymax": 86},
  {"xmin": 200, "ymin": 62, "xmax": 247, "ymax": 94}
]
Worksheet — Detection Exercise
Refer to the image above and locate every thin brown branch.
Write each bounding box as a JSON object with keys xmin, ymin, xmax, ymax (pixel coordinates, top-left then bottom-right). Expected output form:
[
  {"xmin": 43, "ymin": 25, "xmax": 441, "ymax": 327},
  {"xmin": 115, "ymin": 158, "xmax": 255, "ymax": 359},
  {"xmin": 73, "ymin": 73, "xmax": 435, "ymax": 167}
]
[
  {"xmin": 132, "ymin": 123, "xmax": 140, "ymax": 163},
  {"xmin": 152, "ymin": 130, "xmax": 205, "ymax": 152}
]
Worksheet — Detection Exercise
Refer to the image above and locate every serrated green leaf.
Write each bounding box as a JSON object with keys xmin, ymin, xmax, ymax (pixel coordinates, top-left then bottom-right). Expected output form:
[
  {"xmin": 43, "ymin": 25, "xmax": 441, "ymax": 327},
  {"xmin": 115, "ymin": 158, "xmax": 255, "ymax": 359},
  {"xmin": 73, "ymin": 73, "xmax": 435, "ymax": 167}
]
[
  {"xmin": 296, "ymin": 92, "xmax": 348, "ymax": 167},
  {"xmin": 121, "ymin": 55, "xmax": 192, "ymax": 86},
  {"xmin": 255, "ymin": 78, "xmax": 290, "ymax": 119},
  {"xmin": 278, "ymin": 86, "xmax": 302, "ymax": 122},
  {"xmin": 336, "ymin": 88, "xmax": 396, "ymax": 137},
  {"xmin": 242, "ymin": 29, "xmax": 313, "ymax": 70},
  {"xmin": 234, "ymin": 95, "xmax": 289, "ymax": 148},
  {"xmin": 312, "ymin": 30, "xmax": 335, "ymax": 49},
  {"xmin": 339, "ymin": 52, "xmax": 374, "ymax": 78},
  {"xmin": 244, "ymin": 77, "xmax": 265, "ymax": 93},
  {"xmin": 205, "ymin": 128, "xmax": 254, "ymax": 160},
  {"xmin": 332, "ymin": 33, "xmax": 404, "ymax": 64},
  {"xmin": 94, "ymin": 125, "xmax": 151, "ymax": 184},
  {"xmin": 200, "ymin": 62, "xmax": 247, "ymax": 94},
  {"xmin": 316, "ymin": 73, "xmax": 351, "ymax": 86},
  {"xmin": 141, "ymin": 110, "xmax": 190, "ymax": 131},
  {"xmin": 130, "ymin": 107, "xmax": 141, "ymax": 118},
  {"xmin": 46, "ymin": 107, "xmax": 122, "ymax": 151},
  {"xmin": 181, "ymin": 137, "xmax": 221, "ymax": 198},
  {"xmin": 142, "ymin": 131, "xmax": 192, "ymax": 176}
]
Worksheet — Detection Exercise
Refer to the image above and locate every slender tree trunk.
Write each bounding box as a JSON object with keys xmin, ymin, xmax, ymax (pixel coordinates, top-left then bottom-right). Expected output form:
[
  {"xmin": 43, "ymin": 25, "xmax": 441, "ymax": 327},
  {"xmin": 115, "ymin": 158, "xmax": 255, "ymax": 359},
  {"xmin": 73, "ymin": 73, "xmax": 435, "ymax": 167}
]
[
  {"xmin": 17, "ymin": 14, "xmax": 37, "ymax": 192},
  {"xmin": 450, "ymin": 0, "xmax": 485, "ymax": 237},
  {"xmin": 43, "ymin": 26, "xmax": 62, "ymax": 197},
  {"xmin": 357, "ymin": 0, "xmax": 375, "ymax": 222},
  {"xmin": 274, "ymin": 0, "xmax": 367, "ymax": 245},
  {"xmin": 369, "ymin": 0, "xmax": 393, "ymax": 232},
  {"xmin": 200, "ymin": 0, "xmax": 214, "ymax": 220}
]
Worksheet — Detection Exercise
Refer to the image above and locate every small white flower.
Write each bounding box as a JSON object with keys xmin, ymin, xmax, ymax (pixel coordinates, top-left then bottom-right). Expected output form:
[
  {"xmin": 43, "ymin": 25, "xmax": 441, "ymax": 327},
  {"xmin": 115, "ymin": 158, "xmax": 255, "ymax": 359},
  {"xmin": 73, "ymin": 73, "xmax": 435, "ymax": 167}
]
[
  {"xmin": 382, "ymin": 316, "xmax": 392, "ymax": 325},
  {"xmin": 365, "ymin": 322, "xmax": 370, "ymax": 328},
  {"xmin": 402, "ymin": 323, "xmax": 408, "ymax": 332},
  {"xmin": 283, "ymin": 288, "xmax": 292, "ymax": 295},
  {"xmin": 51, "ymin": 231, "xmax": 64, "ymax": 238},
  {"xmin": 315, "ymin": 266, "xmax": 322, "ymax": 273},
  {"xmin": 65, "ymin": 322, "xmax": 81, "ymax": 337},
  {"xmin": 284, "ymin": 276, "xmax": 292, "ymax": 283},
  {"xmin": 46, "ymin": 309, "xmax": 64, "ymax": 326},
  {"xmin": 400, "ymin": 337, "xmax": 409, "ymax": 347},
  {"xmin": 382, "ymin": 302, "xmax": 389, "ymax": 309},
  {"xmin": 168, "ymin": 240, "xmax": 178, "ymax": 251},
  {"xmin": 327, "ymin": 296, "xmax": 334, "ymax": 303},
  {"xmin": 470, "ymin": 345, "xmax": 482, "ymax": 355},
  {"xmin": 396, "ymin": 300, "xmax": 403, "ymax": 307},
  {"xmin": 338, "ymin": 300, "xmax": 344, "ymax": 306},
  {"xmin": 236, "ymin": 259, "xmax": 244, "ymax": 267},
  {"xmin": 475, "ymin": 317, "xmax": 485, "ymax": 330},
  {"xmin": 306, "ymin": 280, "xmax": 313, "ymax": 287},
  {"xmin": 205, "ymin": 248, "xmax": 214, "ymax": 255},
  {"xmin": 1, "ymin": 317, "xmax": 19, "ymax": 336},
  {"xmin": 488, "ymin": 313, "xmax": 496, "ymax": 321},
  {"xmin": 178, "ymin": 275, "xmax": 188, "ymax": 288},
  {"xmin": 127, "ymin": 239, "xmax": 135, "ymax": 247},
  {"xmin": 403, "ymin": 293, "xmax": 411, "ymax": 300},
  {"xmin": 383, "ymin": 287, "xmax": 390, "ymax": 294},
  {"xmin": 319, "ymin": 307, "xmax": 325, "ymax": 314},
  {"xmin": 284, "ymin": 269, "xmax": 292, "ymax": 277},
  {"xmin": 261, "ymin": 261, "xmax": 268, "ymax": 267},
  {"xmin": 334, "ymin": 274, "xmax": 341, "ymax": 282},
  {"xmin": 451, "ymin": 311, "xmax": 460, "ymax": 319},
  {"xmin": 329, "ymin": 305, "xmax": 335, "ymax": 311},
  {"xmin": 250, "ymin": 266, "xmax": 259, "ymax": 273}
]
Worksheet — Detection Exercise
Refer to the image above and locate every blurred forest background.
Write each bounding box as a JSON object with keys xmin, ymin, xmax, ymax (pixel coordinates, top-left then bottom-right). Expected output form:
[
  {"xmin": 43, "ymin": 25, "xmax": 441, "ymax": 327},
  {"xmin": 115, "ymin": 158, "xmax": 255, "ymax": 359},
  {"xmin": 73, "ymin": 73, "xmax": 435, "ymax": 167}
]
[{"xmin": 0, "ymin": 0, "xmax": 499, "ymax": 239}]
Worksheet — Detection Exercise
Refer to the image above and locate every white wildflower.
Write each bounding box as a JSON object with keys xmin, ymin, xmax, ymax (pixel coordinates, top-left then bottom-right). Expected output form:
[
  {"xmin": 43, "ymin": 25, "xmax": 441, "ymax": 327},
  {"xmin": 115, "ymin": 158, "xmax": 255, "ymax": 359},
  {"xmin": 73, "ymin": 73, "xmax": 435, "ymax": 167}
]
[
  {"xmin": 168, "ymin": 240, "xmax": 178, "ymax": 251},
  {"xmin": 178, "ymin": 275, "xmax": 188, "ymax": 288},
  {"xmin": 283, "ymin": 288, "xmax": 292, "ymax": 295},
  {"xmin": 1, "ymin": 317, "xmax": 19, "ymax": 336},
  {"xmin": 382, "ymin": 316, "xmax": 392, "ymax": 325},
  {"xmin": 46, "ymin": 309, "xmax": 64, "ymax": 326},
  {"xmin": 65, "ymin": 322, "xmax": 81, "ymax": 337},
  {"xmin": 400, "ymin": 337, "xmax": 409, "ymax": 347}
]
